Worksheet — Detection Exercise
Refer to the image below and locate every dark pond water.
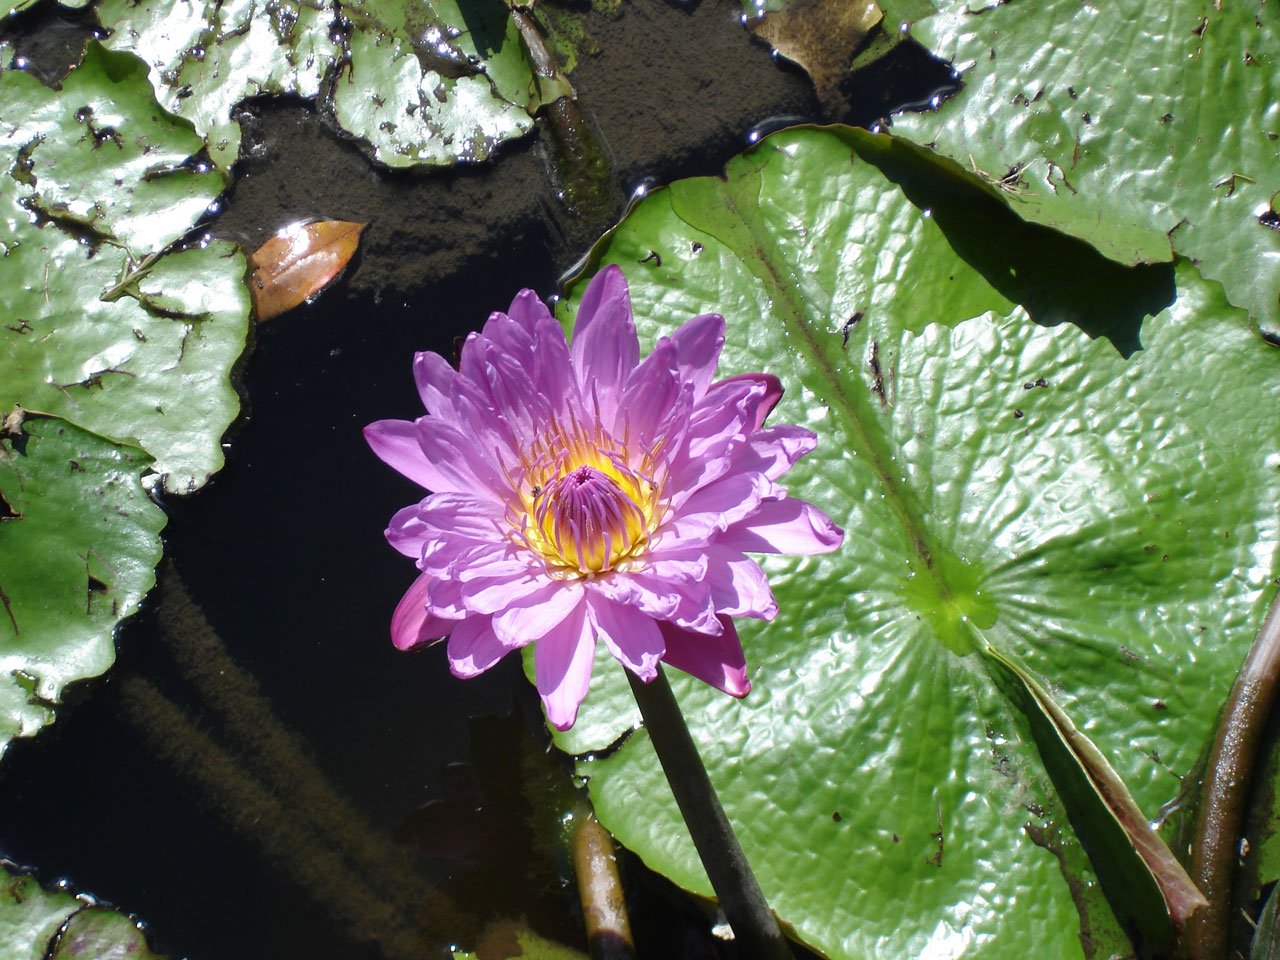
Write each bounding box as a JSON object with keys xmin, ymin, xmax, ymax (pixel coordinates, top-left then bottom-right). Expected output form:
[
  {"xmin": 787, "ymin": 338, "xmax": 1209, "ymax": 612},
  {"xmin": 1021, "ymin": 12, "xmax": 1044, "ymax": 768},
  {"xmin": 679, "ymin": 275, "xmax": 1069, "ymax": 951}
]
[{"xmin": 0, "ymin": 2, "xmax": 955, "ymax": 956}]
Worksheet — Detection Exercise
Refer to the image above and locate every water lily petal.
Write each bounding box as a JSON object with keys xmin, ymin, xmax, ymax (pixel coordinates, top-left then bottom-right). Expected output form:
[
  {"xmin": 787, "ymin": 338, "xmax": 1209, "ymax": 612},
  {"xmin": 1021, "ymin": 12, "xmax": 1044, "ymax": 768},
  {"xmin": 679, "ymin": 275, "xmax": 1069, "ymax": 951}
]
[
  {"xmin": 417, "ymin": 419, "xmax": 509, "ymax": 501},
  {"xmin": 588, "ymin": 573, "xmax": 669, "ymax": 619},
  {"xmin": 747, "ymin": 425, "xmax": 818, "ymax": 480},
  {"xmin": 535, "ymin": 603, "xmax": 596, "ymax": 731},
  {"xmin": 391, "ymin": 572, "xmax": 458, "ymax": 651},
  {"xmin": 426, "ymin": 574, "xmax": 466, "ymax": 618},
  {"xmin": 505, "ymin": 287, "xmax": 554, "ymax": 332},
  {"xmin": 588, "ymin": 593, "xmax": 664, "ymax": 681},
  {"xmin": 364, "ymin": 419, "xmax": 442, "ymax": 491},
  {"xmin": 658, "ymin": 617, "xmax": 750, "ymax": 697},
  {"xmin": 386, "ymin": 501, "xmax": 431, "ymax": 558},
  {"xmin": 596, "ymin": 569, "xmax": 721, "ymax": 636},
  {"xmin": 667, "ymin": 312, "xmax": 726, "ymax": 400},
  {"xmin": 443, "ymin": 543, "xmax": 540, "ymax": 581},
  {"xmin": 663, "ymin": 470, "xmax": 774, "ymax": 546},
  {"xmin": 709, "ymin": 372, "xmax": 783, "ymax": 430},
  {"xmin": 448, "ymin": 615, "xmax": 513, "ymax": 677},
  {"xmin": 492, "ymin": 580, "xmax": 585, "ymax": 646},
  {"xmin": 619, "ymin": 338, "xmax": 683, "ymax": 444},
  {"xmin": 571, "ymin": 265, "xmax": 639, "ymax": 424},
  {"xmin": 531, "ymin": 313, "xmax": 579, "ymax": 423},
  {"xmin": 369, "ymin": 268, "xmax": 842, "ymax": 729},
  {"xmin": 415, "ymin": 492, "xmax": 505, "ymax": 537},
  {"xmin": 720, "ymin": 496, "xmax": 844, "ymax": 555},
  {"xmin": 460, "ymin": 569, "xmax": 556, "ymax": 614},
  {"xmin": 413, "ymin": 351, "xmax": 457, "ymax": 421},
  {"xmin": 706, "ymin": 546, "xmax": 777, "ymax": 620},
  {"xmin": 480, "ymin": 308, "xmax": 537, "ymax": 365},
  {"xmin": 667, "ymin": 376, "xmax": 776, "ymax": 501}
]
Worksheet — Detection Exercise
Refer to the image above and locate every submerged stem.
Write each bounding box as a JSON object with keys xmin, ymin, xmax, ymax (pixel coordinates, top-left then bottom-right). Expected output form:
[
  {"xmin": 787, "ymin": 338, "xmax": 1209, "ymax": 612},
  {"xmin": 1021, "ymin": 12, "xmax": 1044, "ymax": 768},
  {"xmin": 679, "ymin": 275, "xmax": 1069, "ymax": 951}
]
[
  {"xmin": 625, "ymin": 665, "xmax": 792, "ymax": 960},
  {"xmin": 1187, "ymin": 589, "xmax": 1280, "ymax": 960},
  {"xmin": 571, "ymin": 798, "xmax": 636, "ymax": 960}
]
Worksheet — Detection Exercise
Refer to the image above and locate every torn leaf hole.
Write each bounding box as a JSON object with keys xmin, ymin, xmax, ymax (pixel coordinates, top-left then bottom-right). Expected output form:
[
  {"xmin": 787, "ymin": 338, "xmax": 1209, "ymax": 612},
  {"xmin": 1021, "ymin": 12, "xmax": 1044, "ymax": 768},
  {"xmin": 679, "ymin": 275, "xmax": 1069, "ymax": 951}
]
[{"xmin": 841, "ymin": 310, "xmax": 864, "ymax": 346}]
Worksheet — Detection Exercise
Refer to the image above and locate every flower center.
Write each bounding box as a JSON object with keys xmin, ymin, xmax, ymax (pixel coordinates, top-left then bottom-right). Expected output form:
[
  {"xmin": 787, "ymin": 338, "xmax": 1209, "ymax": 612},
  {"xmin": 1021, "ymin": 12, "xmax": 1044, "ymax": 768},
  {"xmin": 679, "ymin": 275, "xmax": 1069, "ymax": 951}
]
[{"xmin": 529, "ymin": 464, "xmax": 649, "ymax": 573}]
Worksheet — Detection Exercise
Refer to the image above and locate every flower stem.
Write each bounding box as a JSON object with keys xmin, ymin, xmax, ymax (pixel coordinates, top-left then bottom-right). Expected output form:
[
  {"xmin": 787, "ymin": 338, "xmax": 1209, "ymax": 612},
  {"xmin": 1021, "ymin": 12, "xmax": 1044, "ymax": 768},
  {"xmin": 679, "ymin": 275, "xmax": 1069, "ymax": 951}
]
[
  {"xmin": 626, "ymin": 665, "xmax": 792, "ymax": 960},
  {"xmin": 1186, "ymin": 588, "xmax": 1280, "ymax": 960}
]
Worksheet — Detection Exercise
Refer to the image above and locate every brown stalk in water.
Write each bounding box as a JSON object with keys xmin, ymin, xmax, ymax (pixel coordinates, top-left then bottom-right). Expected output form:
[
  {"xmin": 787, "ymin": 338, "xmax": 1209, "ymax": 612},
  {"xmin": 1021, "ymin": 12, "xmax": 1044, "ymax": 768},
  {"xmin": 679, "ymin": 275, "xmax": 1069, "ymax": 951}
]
[
  {"xmin": 571, "ymin": 799, "xmax": 635, "ymax": 960},
  {"xmin": 1186, "ymin": 589, "xmax": 1280, "ymax": 960}
]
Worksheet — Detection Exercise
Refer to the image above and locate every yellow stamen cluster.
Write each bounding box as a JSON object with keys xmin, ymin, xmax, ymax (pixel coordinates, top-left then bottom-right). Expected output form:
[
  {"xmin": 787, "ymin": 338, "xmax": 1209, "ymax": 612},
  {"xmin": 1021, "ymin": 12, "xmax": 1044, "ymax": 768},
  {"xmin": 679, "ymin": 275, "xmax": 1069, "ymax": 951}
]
[{"xmin": 509, "ymin": 412, "xmax": 664, "ymax": 574}]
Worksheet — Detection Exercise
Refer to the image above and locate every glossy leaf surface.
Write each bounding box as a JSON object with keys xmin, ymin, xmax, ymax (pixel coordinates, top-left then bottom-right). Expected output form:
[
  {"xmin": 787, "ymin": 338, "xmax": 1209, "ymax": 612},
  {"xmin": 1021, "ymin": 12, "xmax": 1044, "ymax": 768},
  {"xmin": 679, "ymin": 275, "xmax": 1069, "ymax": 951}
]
[
  {"xmin": 97, "ymin": 0, "xmax": 538, "ymax": 174},
  {"xmin": 0, "ymin": 42, "xmax": 250, "ymax": 492},
  {"xmin": 332, "ymin": 26, "xmax": 530, "ymax": 169},
  {"xmin": 96, "ymin": 0, "xmax": 341, "ymax": 175},
  {"xmin": 249, "ymin": 220, "xmax": 365, "ymax": 321},
  {"xmin": 893, "ymin": 0, "xmax": 1280, "ymax": 336},
  {"xmin": 0, "ymin": 865, "xmax": 166, "ymax": 960},
  {"xmin": 0, "ymin": 43, "xmax": 245, "ymax": 759},
  {"xmin": 0, "ymin": 42, "xmax": 222, "ymax": 254},
  {"xmin": 0, "ymin": 417, "xmax": 164, "ymax": 759},
  {"xmin": 544, "ymin": 126, "xmax": 1280, "ymax": 960}
]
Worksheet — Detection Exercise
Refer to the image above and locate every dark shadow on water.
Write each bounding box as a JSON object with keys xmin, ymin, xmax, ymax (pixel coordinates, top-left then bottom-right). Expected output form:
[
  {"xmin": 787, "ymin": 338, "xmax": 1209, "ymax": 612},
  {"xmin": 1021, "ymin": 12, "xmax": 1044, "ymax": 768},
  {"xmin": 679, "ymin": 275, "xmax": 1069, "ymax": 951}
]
[{"xmin": 854, "ymin": 134, "xmax": 1177, "ymax": 358}]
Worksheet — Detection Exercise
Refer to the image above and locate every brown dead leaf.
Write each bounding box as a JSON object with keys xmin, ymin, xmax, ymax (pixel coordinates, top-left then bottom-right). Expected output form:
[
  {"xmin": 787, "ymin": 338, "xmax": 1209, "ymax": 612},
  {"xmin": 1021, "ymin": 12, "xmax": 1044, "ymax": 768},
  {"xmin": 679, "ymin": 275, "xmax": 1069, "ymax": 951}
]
[
  {"xmin": 3, "ymin": 405, "xmax": 24, "ymax": 437},
  {"xmin": 248, "ymin": 220, "xmax": 365, "ymax": 322},
  {"xmin": 749, "ymin": 0, "xmax": 883, "ymax": 108}
]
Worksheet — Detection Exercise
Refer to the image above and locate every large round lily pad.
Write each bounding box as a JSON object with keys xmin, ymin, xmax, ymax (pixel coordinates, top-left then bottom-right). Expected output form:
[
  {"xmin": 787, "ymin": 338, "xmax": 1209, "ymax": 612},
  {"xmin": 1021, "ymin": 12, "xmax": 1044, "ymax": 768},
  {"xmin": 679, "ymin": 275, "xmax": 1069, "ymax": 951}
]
[{"xmin": 546, "ymin": 125, "xmax": 1280, "ymax": 960}]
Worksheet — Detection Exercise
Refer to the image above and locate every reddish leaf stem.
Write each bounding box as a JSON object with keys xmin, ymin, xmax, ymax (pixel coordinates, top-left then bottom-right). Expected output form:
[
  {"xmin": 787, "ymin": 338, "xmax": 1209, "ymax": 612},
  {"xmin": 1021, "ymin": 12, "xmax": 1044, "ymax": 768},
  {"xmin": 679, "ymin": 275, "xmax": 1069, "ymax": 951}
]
[{"xmin": 1188, "ymin": 589, "xmax": 1280, "ymax": 959}]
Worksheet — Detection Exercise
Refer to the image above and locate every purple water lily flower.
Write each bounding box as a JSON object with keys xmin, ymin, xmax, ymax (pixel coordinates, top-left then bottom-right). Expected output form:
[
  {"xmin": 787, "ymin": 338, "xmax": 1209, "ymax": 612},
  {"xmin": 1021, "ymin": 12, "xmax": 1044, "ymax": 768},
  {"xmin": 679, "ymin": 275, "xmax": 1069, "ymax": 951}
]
[{"xmin": 365, "ymin": 266, "xmax": 842, "ymax": 730}]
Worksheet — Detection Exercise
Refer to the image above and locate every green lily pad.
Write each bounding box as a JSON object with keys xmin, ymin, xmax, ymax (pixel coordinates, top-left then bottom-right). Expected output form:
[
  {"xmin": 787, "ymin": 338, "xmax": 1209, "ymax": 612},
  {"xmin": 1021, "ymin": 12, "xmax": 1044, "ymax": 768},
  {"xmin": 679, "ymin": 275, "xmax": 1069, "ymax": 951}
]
[
  {"xmin": 1, "ymin": 41, "xmax": 246, "ymax": 757},
  {"xmin": 0, "ymin": 864, "xmax": 166, "ymax": 960},
  {"xmin": 97, "ymin": 0, "xmax": 539, "ymax": 174},
  {"xmin": 892, "ymin": 0, "xmax": 1280, "ymax": 336},
  {"xmin": 1, "ymin": 41, "xmax": 250, "ymax": 492},
  {"xmin": 342, "ymin": 0, "xmax": 567, "ymax": 114},
  {"xmin": 1, "ymin": 865, "xmax": 81, "ymax": 960},
  {"xmin": 332, "ymin": 24, "xmax": 530, "ymax": 169},
  {"xmin": 845, "ymin": 0, "xmax": 938, "ymax": 72},
  {"xmin": 546, "ymin": 126, "xmax": 1280, "ymax": 960},
  {"xmin": 97, "ymin": 0, "xmax": 342, "ymax": 175},
  {"xmin": 1, "ymin": 41, "xmax": 223, "ymax": 254},
  {"xmin": 0, "ymin": 416, "xmax": 165, "ymax": 758}
]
